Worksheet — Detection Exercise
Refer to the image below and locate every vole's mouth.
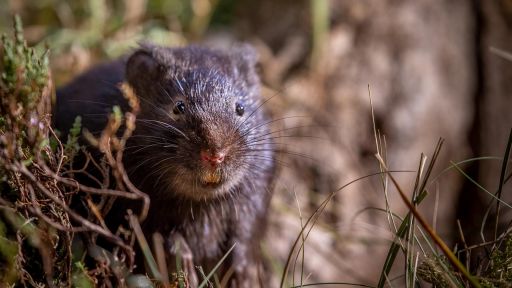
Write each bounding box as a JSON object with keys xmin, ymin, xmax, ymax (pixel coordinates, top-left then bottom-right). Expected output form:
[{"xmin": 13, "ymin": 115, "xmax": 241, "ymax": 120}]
[
  {"xmin": 200, "ymin": 181, "xmax": 222, "ymax": 188},
  {"xmin": 199, "ymin": 169, "xmax": 223, "ymax": 188}
]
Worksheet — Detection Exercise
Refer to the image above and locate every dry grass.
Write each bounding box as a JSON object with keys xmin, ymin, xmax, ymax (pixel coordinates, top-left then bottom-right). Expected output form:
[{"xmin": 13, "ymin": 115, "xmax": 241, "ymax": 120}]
[{"xmin": 277, "ymin": 88, "xmax": 512, "ymax": 288}]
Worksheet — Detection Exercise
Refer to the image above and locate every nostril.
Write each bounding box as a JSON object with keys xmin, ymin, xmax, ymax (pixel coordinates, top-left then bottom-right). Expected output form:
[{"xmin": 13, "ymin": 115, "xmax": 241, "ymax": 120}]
[
  {"xmin": 200, "ymin": 150, "xmax": 226, "ymax": 166},
  {"xmin": 214, "ymin": 153, "xmax": 225, "ymax": 163}
]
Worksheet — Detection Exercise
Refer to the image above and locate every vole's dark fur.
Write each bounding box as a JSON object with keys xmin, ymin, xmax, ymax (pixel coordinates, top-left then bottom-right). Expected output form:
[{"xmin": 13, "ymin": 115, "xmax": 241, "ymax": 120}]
[{"xmin": 55, "ymin": 44, "xmax": 275, "ymax": 287}]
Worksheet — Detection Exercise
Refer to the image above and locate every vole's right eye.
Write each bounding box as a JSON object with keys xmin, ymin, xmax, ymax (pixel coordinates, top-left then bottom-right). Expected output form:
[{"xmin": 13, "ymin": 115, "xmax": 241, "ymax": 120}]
[
  {"xmin": 235, "ymin": 102, "xmax": 245, "ymax": 116},
  {"xmin": 173, "ymin": 101, "xmax": 186, "ymax": 114}
]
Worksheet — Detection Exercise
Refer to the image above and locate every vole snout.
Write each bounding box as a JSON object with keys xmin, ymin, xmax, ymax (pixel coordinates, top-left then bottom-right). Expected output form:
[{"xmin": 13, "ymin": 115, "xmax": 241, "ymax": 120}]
[{"xmin": 200, "ymin": 149, "xmax": 226, "ymax": 167}]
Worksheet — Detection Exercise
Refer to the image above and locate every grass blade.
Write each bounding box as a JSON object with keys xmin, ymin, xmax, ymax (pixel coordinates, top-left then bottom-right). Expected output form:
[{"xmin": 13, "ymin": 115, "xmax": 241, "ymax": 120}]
[
  {"xmin": 376, "ymin": 184, "xmax": 428, "ymax": 287},
  {"xmin": 130, "ymin": 214, "xmax": 162, "ymax": 281},
  {"xmin": 450, "ymin": 162, "xmax": 512, "ymax": 209},
  {"xmin": 375, "ymin": 148, "xmax": 481, "ymax": 288},
  {"xmin": 197, "ymin": 243, "xmax": 236, "ymax": 288},
  {"xmin": 493, "ymin": 128, "xmax": 512, "ymax": 241},
  {"xmin": 280, "ymin": 170, "xmax": 413, "ymax": 288}
]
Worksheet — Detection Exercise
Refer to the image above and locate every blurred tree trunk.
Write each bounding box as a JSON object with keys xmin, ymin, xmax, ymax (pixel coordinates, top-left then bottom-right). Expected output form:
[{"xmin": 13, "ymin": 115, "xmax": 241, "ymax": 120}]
[
  {"xmin": 236, "ymin": 0, "xmax": 476, "ymax": 284},
  {"xmin": 457, "ymin": 0, "xmax": 512, "ymax": 250}
]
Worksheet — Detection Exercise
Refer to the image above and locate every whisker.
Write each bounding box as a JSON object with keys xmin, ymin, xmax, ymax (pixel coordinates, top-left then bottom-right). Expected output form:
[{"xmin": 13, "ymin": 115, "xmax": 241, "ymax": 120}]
[
  {"xmin": 233, "ymin": 91, "xmax": 283, "ymax": 134},
  {"xmin": 126, "ymin": 154, "xmax": 172, "ymax": 174},
  {"xmin": 138, "ymin": 156, "xmax": 181, "ymax": 187},
  {"xmin": 247, "ymin": 135, "xmax": 325, "ymax": 146},
  {"xmin": 137, "ymin": 93, "xmax": 175, "ymax": 119},
  {"xmin": 153, "ymin": 165, "xmax": 173, "ymax": 189},
  {"xmin": 236, "ymin": 116, "xmax": 311, "ymax": 143},
  {"xmin": 136, "ymin": 119, "xmax": 190, "ymax": 140},
  {"xmin": 157, "ymin": 83, "xmax": 176, "ymax": 104},
  {"xmin": 246, "ymin": 148, "xmax": 316, "ymax": 162},
  {"xmin": 242, "ymin": 124, "xmax": 326, "ymax": 144},
  {"xmin": 124, "ymin": 143, "xmax": 170, "ymax": 154},
  {"xmin": 129, "ymin": 135, "xmax": 172, "ymax": 140}
]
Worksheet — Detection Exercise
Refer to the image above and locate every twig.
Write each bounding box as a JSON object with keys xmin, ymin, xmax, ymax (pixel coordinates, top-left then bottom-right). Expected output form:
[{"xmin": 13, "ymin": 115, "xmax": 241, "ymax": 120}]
[{"xmin": 11, "ymin": 162, "xmax": 134, "ymax": 265}]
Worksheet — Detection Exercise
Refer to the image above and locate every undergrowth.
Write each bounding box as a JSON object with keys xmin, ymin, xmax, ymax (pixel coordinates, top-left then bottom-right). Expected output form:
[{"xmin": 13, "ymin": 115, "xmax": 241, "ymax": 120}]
[
  {"xmin": 1, "ymin": 13, "xmax": 512, "ymax": 288},
  {"xmin": 278, "ymin": 89, "xmax": 512, "ymax": 288},
  {"xmin": 0, "ymin": 15, "xmax": 143, "ymax": 287}
]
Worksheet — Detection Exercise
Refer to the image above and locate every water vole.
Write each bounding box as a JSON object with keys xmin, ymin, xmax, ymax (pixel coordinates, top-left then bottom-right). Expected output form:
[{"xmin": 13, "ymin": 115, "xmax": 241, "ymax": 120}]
[{"xmin": 55, "ymin": 43, "xmax": 275, "ymax": 287}]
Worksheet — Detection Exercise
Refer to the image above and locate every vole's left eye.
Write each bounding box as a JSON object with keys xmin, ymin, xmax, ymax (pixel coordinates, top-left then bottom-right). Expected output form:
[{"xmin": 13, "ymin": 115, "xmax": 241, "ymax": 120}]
[
  {"xmin": 173, "ymin": 101, "xmax": 186, "ymax": 114},
  {"xmin": 235, "ymin": 102, "xmax": 245, "ymax": 116}
]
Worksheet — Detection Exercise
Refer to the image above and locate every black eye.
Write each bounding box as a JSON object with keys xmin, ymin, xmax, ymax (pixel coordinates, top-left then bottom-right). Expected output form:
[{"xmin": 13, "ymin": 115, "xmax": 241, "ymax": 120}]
[
  {"xmin": 173, "ymin": 101, "xmax": 186, "ymax": 114},
  {"xmin": 235, "ymin": 102, "xmax": 245, "ymax": 116}
]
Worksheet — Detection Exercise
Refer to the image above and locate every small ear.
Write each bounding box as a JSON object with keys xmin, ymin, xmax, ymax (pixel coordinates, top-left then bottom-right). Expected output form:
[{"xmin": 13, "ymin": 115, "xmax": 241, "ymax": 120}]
[
  {"xmin": 232, "ymin": 43, "xmax": 260, "ymax": 87},
  {"xmin": 232, "ymin": 43, "xmax": 258, "ymax": 68},
  {"xmin": 126, "ymin": 48, "xmax": 161, "ymax": 90}
]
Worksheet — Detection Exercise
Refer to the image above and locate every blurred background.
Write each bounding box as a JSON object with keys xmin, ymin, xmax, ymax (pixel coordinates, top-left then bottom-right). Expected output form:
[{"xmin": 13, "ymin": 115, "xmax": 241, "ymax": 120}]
[{"xmin": 1, "ymin": 0, "xmax": 511, "ymax": 286}]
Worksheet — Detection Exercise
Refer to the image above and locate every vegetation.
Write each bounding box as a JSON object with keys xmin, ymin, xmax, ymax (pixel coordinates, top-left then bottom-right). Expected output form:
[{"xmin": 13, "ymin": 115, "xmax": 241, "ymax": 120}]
[
  {"xmin": 1, "ymin": 2, "xmax": 512, "ymax": 287},
  {"xmin": 279, "ymin": 91, "xmax": 512, "ymax": 287},
  {"xmin": 0, "ymin": 16, "xmax": 149, "ymax": 287}
]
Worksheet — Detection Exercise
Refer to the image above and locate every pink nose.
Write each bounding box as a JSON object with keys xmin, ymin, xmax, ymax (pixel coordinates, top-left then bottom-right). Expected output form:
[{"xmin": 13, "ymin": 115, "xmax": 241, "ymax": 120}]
[{"xmin": 200, "ymin": 150, "xmax": 225, "ymax": 166}]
